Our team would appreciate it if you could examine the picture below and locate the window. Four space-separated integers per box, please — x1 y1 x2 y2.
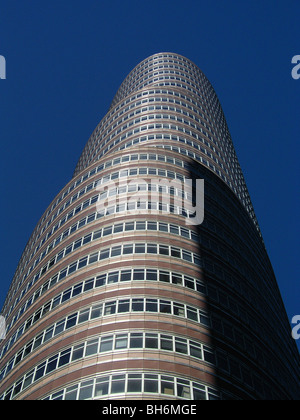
115 334 128 350
104 302 116 316
127 374 142 393
108 272 119 284
95 377 109 397
136 221 146 230
160 300 172 314
170 225 179 235
78 257 88 269
84 278 94 292
190 342 203 360
132 299 144 312
174 303 185 317
72 344 84 361
159 245 169 256
185 276 195 290
111 246 121 257
133 269 144 281
159 271 170 283
147 243 157 254
66 314 77 329
111 375 126 394
125 222 134 231
147 221 157 230
61 288 72 303
183 250 193 262
123 244 133 255
158 223 168 233
175 338 188 354
161 377 174 396
193 384 206 400
46 355 58 374
118 299 130 313
96 275 106 287
135 244 145 254
54 320 65 336
79 380 93 400
68 262 77 275
100 249 110 260
34 362 46 381
65 385 78 400
177 379 191 399
171 246 181 258
144 374 158 393
91 304 102 319
78 308 89 324
146 299 158 312
85 339 99 356
100 336 113 353
161 335 173 351
103 226 113 236
120 270 131 282
89 253 98 264
130 333 143 348
145 334 158 349
114 224 123 233
172 273 182 285
146 269 157 281
187 307 198 322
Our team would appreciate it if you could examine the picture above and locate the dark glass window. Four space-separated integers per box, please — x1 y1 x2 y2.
128 374 142 393
104 302 116 316
159 271 170 283
108 272 119 283
159 245 169 255
89 253 99 264
79 380 94 400
120 270 132 282
175 338 188 354
123 244 133 254
135 244 145 254
161 335 173 351
145 334 158 349
85 339 99 356
144 375 158 393
111 375 126 394
130 333 143 348
118 299 130 313
58 349 71 367
100 249 110 260
136 221 146 230
171 247 181 258
147 243 157 254
132 299 144 312
133 269 144 280
146 269 157 281
95 377 109 397
160 300 172 314
96 274 106 287
146 299 158 312
100 336 113 353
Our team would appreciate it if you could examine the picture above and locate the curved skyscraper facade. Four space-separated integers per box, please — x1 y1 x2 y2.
0 53 299 400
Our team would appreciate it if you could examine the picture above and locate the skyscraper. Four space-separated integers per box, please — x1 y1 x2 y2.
0 52 299 400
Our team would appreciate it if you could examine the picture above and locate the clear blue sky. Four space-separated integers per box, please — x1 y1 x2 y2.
0 1 299 350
